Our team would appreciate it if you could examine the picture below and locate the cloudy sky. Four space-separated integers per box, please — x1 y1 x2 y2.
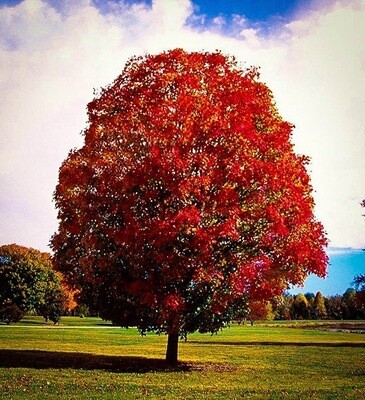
0 0 364 253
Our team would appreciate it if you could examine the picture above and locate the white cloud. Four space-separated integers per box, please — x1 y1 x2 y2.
268 0 365 248
326 247 364 255
212 15 226 28
0 0 364 251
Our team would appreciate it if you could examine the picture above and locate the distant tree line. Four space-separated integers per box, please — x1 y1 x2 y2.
245 276 365 324
274 289 364 320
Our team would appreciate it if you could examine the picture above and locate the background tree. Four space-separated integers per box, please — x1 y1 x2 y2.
342 288 357 319
304 292 315 318
293 293 309 319
61 283 78 316
271 293 294 320
52 49 328 364
324 295 344 319
0 244 67 324
351 274 365 319
0 302 24 325
353 274 365 292
36 273 77 324
354 293 365 319
312 291 327 319
246 299 274 325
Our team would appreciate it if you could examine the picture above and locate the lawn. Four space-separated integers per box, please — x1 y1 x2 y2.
0 317 364 399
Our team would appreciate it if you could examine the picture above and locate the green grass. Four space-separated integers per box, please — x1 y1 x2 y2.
0 317 364 399
8 315 113 327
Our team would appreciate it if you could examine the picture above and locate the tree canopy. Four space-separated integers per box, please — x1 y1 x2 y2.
0 244 68 324
52 49 328 363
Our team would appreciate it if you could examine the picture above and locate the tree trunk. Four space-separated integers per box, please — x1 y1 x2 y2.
165 332 179 365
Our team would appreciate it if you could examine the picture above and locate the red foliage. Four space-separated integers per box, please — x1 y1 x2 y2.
52 49 327 338
246 299 272 324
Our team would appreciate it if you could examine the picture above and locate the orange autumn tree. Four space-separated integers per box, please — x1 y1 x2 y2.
60 282 78 314
52 49 327 364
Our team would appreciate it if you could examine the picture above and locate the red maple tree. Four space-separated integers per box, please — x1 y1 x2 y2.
52 49 327 364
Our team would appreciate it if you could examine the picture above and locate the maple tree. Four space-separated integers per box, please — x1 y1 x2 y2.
245 299 274 325
52 49 327 364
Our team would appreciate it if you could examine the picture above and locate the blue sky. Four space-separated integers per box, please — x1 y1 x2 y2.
0 0 318 28
193 0 299 19
0 0 364 295
91 0 302 21
191 0 303 30
291 248 365 296
92 0 308 35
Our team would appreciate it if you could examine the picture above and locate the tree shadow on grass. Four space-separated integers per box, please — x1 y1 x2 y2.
0 349 190 373
190 341 365 347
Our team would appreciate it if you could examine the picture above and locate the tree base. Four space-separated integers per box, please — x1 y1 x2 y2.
165 333 179 365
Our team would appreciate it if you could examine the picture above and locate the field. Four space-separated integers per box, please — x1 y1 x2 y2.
0 317 364 399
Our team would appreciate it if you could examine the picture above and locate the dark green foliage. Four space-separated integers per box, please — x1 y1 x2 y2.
0 244 66 324
342 288 358 319
0 302 25 324
292 293 309 319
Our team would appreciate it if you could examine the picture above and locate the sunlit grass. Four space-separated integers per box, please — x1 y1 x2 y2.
0 317 364 399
